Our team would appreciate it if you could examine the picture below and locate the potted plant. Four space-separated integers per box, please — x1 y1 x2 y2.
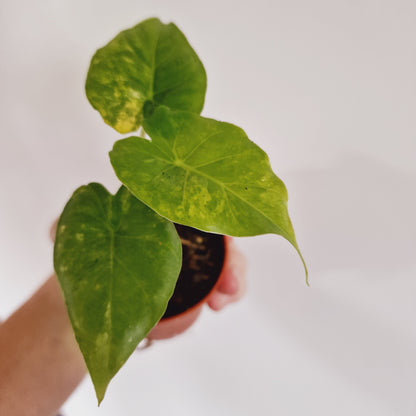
53 17 307 404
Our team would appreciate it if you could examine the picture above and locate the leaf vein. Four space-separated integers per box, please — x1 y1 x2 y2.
191 152 246 169
182 131 223 162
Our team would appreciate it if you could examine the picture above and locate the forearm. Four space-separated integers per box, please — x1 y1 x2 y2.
0 275 86 416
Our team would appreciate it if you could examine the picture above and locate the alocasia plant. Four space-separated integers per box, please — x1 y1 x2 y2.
54 17 307 404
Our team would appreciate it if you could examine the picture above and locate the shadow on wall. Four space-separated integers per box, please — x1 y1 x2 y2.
251 152 416 412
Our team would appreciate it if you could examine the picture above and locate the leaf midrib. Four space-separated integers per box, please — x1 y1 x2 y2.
129 146 290 240
106 228 115 370
182 162 289 239
149 24 162 104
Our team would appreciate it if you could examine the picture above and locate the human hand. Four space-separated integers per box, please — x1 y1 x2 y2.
50 219 58 242
207 236 247 311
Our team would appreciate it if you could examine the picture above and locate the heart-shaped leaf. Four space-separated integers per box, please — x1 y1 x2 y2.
54 184 181 403
110 106 307 277
85 17 207 134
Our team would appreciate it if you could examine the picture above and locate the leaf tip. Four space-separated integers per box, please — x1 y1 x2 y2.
292 243 309 286
95 383 108 407
300 251 309 286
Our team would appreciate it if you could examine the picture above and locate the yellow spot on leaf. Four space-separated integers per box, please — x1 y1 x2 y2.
113 89 145 133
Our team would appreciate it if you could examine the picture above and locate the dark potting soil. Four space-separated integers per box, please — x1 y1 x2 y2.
161 224 225 319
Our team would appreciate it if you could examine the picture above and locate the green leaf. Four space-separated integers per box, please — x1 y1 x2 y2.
85 17 207 134
53 184 182 403
109 106 307 278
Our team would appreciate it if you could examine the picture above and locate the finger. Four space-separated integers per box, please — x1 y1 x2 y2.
217 242 247 295
50 219 58 242
208 239 247 311
207 276 246 310
207 292 231 311
216 271 238 295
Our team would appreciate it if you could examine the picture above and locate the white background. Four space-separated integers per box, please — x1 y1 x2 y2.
1 0 416 415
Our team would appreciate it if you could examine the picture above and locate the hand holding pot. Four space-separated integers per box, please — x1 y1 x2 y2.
0 222 247 415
